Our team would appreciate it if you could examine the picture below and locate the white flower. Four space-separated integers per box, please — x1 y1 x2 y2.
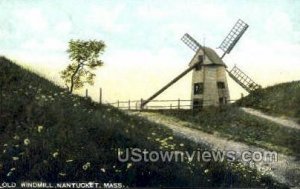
100 168 106 173
52 152 59 158
204 169 209 174
12 157 19 161
13 135 20 140
66 159 73 163
127 163 132 169
7 171 13 177
10 168 16 171
82 162 91 170
37 125 44 133
3 144 8 147
24 138 30 146
59 172 67 177
168 136 173 140
179 143 184 147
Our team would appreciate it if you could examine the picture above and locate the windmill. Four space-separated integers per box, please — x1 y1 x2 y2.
141 19 260 109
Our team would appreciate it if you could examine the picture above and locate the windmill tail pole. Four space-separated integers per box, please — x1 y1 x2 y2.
141 63 198 108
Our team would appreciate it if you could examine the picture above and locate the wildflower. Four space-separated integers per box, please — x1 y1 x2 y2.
179 143 184 147
12 157 19 161
127 163 132 169
66 159 73 163
151 132 156 136
7 172 13 177
37 125 44 133
59 172 67 177
82 162 91 170
168 136 173 140
10 168 16 171
100 168 106 173
52 152 59 158
19 152 25 156
3 144 8 147
24 138 30 146
13 135 20 140
204 169 209 174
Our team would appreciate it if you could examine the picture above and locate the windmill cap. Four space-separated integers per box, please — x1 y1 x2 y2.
202 47 226 67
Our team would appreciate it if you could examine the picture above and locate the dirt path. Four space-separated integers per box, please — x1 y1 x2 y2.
129 111 300 188
241 107 300 130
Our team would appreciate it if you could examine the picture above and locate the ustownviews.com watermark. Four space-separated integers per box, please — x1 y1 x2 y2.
118 148 278 163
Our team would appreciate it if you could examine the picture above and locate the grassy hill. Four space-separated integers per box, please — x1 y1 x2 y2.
0 57 287 188
155 107 300 157
237 81 300 122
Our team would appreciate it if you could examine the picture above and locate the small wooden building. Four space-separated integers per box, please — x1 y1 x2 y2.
189 47 230 109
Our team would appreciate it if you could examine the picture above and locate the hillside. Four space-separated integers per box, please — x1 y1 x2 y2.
155 107 300 157
0 57 287 188
236 81 300 122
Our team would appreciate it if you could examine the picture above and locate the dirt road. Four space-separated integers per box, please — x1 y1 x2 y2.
241 107 300 130
129 111 300 188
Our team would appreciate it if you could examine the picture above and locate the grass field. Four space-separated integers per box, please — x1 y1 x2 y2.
154 107 300 157
0 57 288 188
236 81 300 122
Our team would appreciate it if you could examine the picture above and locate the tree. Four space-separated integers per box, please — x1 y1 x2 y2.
61 39 105 93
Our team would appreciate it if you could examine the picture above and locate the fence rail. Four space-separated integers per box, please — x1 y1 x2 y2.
82 88 236 111
106 99 237 110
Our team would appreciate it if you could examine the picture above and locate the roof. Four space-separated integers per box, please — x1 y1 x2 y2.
202 47 226 66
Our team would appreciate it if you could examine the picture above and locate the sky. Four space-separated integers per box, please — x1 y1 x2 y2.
0 0 300 105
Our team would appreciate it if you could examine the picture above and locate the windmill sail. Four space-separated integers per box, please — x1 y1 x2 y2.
219 19 249 58
228 65 260 93
181 33 202 52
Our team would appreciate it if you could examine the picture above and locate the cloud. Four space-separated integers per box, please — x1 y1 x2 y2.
54 20 72 35
21 38 67 52
88 4 127 33
15 8 48 32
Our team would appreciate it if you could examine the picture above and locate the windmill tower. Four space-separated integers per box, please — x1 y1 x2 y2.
141 19 260 110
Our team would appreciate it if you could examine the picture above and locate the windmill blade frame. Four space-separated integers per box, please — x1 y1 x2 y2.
227 65 261 93
181 33 202 52
219 19 249 59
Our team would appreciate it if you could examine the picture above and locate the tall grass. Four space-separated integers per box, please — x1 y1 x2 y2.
0 57 287 188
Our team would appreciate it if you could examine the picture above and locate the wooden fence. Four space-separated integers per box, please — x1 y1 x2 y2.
107 99 193 110
83 88 237 111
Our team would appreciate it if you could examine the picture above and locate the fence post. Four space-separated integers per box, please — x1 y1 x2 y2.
178 98 180 109
117 100 119 108
99 88 102 104
135 102 138 110
85 89 88 98
140 98 143 110
128 100 130 110
170 104 172 109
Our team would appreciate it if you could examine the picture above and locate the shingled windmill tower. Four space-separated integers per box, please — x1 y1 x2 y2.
184 36 230 108
141 19 260 110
